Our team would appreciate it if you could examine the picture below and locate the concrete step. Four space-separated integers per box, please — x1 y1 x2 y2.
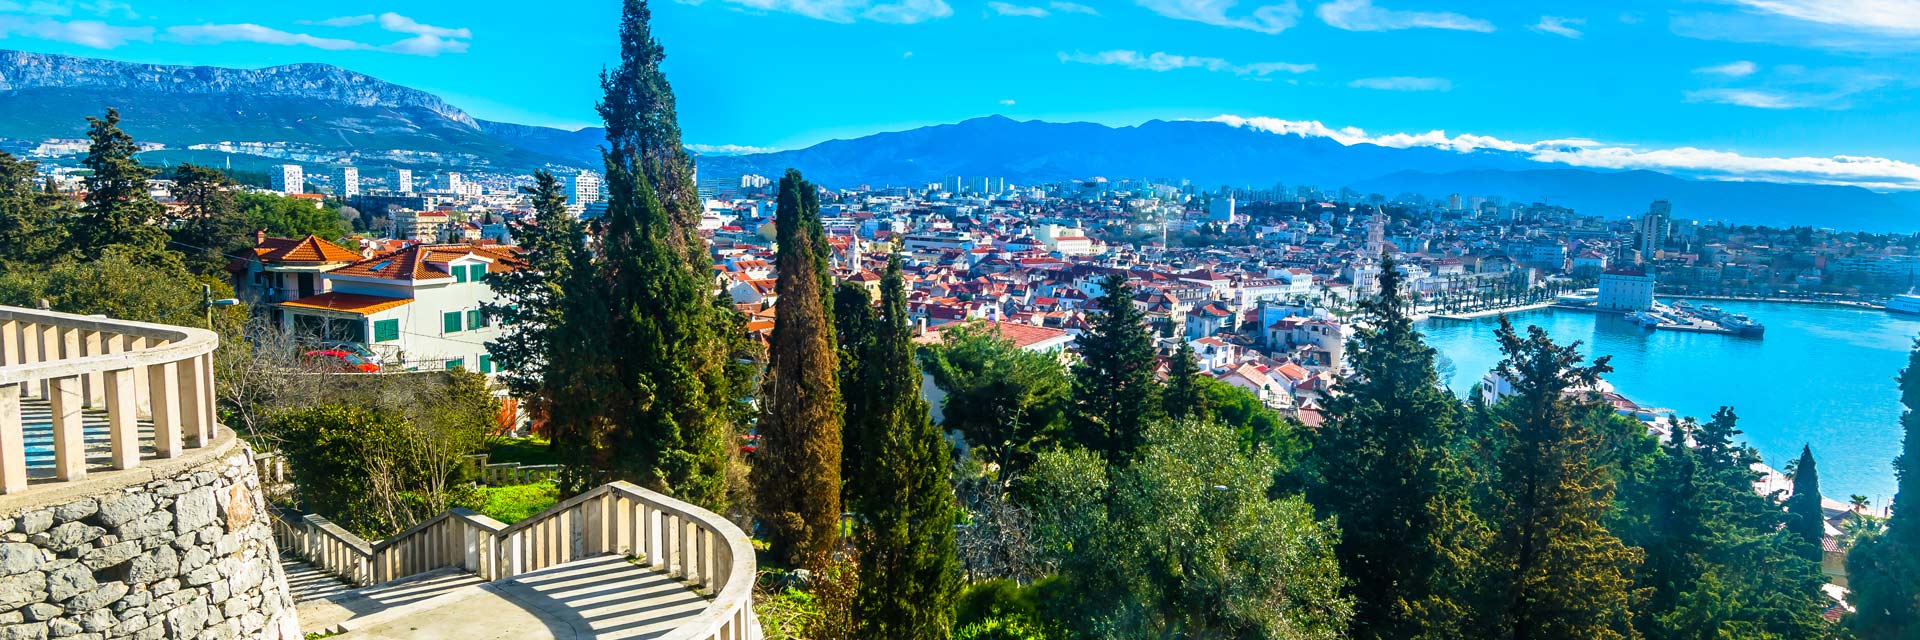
281 559 354 604
294 566 488 635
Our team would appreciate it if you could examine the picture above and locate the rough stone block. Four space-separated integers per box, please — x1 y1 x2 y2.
173 489 217 536
63 582 126 612
164 600 208 637
18 512 51 537
45 563 94 602
91 496 154 530
0 621 48 640
79 542 138 571
0 571 47 611
50 500 97 525
19 602 60 621
120 547 177 585
0 544 47 576
30 523 103 554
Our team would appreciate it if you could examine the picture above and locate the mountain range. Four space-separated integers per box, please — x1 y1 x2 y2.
1 49 1914 230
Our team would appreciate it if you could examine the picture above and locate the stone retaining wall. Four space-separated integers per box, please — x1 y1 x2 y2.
0 435 299 640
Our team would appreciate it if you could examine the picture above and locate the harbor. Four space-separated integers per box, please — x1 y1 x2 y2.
1421 299 1913 502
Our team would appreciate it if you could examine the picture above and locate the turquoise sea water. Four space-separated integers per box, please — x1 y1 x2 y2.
1420 300 1917 503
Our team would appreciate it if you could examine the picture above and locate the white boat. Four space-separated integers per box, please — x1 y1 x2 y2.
1889 293 1920 315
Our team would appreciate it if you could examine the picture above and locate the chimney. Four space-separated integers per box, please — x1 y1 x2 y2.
254 228 267 246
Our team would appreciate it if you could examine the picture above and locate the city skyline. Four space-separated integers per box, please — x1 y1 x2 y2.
2 0 1919 190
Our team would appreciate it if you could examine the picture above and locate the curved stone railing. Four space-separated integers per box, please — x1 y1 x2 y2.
0 305 222 494
273 481 760 639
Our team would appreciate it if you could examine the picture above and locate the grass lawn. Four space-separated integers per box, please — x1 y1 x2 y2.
468 482 560 524
485 436 559 466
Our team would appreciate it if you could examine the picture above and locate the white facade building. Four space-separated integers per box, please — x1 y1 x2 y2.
1597 269 1656 311
274 243 524 373
387 168 414 194
568 171 602 205
271 164 304 195
332 166 359 198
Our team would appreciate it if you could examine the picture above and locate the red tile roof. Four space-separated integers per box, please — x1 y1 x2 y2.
277 292 411 315
255 235 362 264
330 244 524 281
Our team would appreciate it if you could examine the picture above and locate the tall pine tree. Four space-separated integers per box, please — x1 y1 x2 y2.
1069 273 1161 462
167 163 247 275
1485 319 1640 640
853 255 961 640
591 0 737 508
1848 342 1920 638
754 170 843 571
483 171 607 493
1310 252 1484 640
0 152 70 266
76 108 168 254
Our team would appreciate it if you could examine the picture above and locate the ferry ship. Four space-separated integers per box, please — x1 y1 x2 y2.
1888 293 1920 315
1695 305 1766 337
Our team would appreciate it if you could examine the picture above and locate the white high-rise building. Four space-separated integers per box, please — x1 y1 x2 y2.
387 168 413 194
271 164 304 195
431 172 466 194
332 166 359 198
567 171 601 205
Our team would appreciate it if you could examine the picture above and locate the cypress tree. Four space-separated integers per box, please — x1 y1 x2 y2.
1785 445 1825 556
1310 252 1483 640
1162 341 1209 423
853 255 961 640
1847 342 1920 638
591 0 737 508
754 170 843 570
1485 319 1640 640
76 108 168 254
1069 273 1161 461
834 281 879 505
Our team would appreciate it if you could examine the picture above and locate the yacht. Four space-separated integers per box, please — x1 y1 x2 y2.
1694 305 1766 337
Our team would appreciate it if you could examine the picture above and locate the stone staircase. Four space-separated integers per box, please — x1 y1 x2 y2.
280 558 354 603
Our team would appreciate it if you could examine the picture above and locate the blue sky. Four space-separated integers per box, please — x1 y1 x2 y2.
4 0 1920 189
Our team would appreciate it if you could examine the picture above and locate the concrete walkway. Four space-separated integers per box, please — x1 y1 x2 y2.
314 555 712 640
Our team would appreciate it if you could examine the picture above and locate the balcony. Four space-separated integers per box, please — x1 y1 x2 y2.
0 305 223 493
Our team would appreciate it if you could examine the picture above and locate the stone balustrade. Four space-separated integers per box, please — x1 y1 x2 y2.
0 306 222 494
273 481 760 639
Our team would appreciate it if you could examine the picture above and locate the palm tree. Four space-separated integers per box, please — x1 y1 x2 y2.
1850 494 1871 514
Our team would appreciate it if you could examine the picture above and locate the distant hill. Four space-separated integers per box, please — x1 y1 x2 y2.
700 116 1920 231
1351 168 1920 231
0 49 590 172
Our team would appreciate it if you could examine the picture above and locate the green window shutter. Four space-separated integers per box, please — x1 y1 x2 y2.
373 319 399 342
472 265 487 281
443 311 462 333
467 309 483 329
478 354 493 373
446 358 464 371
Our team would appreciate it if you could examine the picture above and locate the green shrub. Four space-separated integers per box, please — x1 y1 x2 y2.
484 436 559 466
954 616 1055 640
464 482 560 524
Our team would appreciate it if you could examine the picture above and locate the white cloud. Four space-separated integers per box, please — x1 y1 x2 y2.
1059 49 1314 76
1050 1 1099 14
1696 60 1759 77
163 24 370 50
1316 0 1493 32
1729 0 1920 34
173 12 470 56
682 0 952 24
988 1 1049 17
1684 88 1828 109
1349 76 1452 91
999 98 1017 105
687 143 778 155
1135 0 1301 34
0 14 150 47
1207 113 1920 191
1531 15 1583 38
